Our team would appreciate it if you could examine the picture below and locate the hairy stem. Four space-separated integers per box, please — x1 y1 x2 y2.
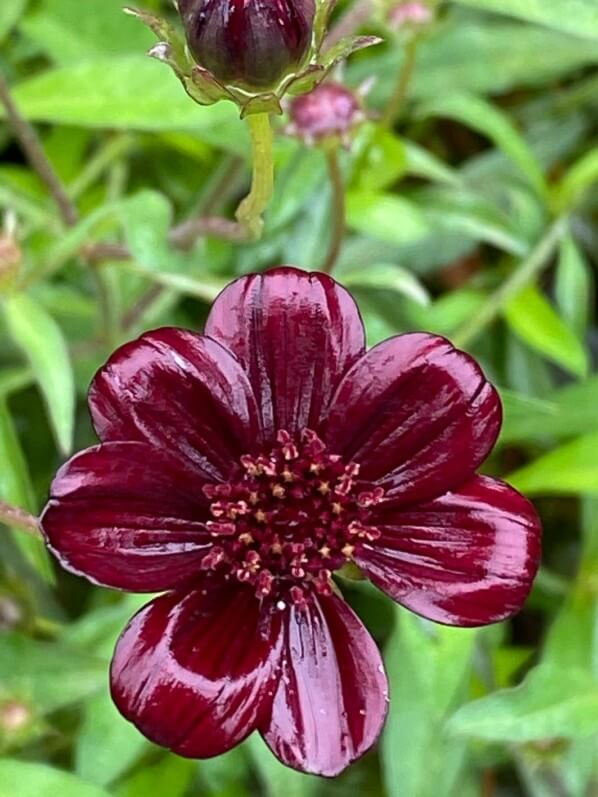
0 500 41 537
235 113 274 241
0 73 78 227
320 149 346 274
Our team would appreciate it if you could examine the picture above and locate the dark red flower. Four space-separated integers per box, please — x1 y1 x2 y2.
178 0 315 89
41 267 541 776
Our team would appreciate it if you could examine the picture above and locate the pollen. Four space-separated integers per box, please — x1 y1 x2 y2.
201 429 384 605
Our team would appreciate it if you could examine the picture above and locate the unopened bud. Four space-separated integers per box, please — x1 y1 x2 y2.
0 596 23 631
0 216 21 290
288 82 365 146
0 701 31 733
178 0 316 90
387 1 432 30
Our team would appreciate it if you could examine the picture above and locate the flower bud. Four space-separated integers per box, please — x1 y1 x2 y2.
387 1 432 31
0 215 21 292
0 701 30 734
288 82 365 146
178 0 316 90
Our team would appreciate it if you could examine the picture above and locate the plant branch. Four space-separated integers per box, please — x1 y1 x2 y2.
382 36 419 129
452 216 568 349
235 113 274 240
0 73 79 227
320 149 346 274
0 500 41 537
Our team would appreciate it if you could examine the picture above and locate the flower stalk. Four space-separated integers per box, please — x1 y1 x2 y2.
235 113 275 240
452 216 568 348
381 35 419 128
321 149 346 274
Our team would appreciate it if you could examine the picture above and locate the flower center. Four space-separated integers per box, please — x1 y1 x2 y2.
202 429 384 605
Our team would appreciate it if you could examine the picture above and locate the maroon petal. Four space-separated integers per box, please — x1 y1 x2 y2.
111 588 283 758
41 442 213 592
323 333 501 505
89 328 262 481
204 267 366 440
261 593 388 776
355 475 541 626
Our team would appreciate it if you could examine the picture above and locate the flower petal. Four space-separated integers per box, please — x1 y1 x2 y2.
41 442 213 592
355 475 541 626
89 328 262 480
111 588 283 758
204 267 366 440
324 333 501 504
261 593 388 776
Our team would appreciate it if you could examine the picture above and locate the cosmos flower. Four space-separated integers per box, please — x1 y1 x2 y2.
41 267 541 776
127 1 380 116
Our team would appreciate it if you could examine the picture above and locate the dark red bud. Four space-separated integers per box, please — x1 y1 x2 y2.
179 0 315 90
289 82 363 142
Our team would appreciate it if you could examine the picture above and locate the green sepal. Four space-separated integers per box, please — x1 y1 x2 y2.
285 64 327 96
239 93 283 118
323 34 384 69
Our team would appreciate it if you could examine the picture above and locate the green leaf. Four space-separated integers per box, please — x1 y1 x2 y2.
115 755 196 797
508 433 598 495
350 18 598 100
3 292 75 454
246 735 319 797
420 187 529 255
19 0 153 64
3 56 239 137
76 692 148 787
503 284 588 377
0 633 106 713
403 141 461 187
0 366 34 398
556 147 598 210
381 608 476 797
120 190 174 270
555 233 592 337
448 665 598 742
0 0 27 43
419 93 547 199
453 0 598 42
0 400 52 580
340 263 430 306
353 126 407 192
500 377 598 444
346 191 431 246
0 761 111 797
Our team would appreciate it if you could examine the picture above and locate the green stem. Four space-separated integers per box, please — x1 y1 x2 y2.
452 216 568 349
381 36 419 129
320 149 346 274
235 113 274 240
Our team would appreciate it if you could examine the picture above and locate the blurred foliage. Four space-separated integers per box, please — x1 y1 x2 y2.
0 0 597 795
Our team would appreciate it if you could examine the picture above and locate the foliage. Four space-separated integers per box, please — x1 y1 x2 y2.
0 0 597 795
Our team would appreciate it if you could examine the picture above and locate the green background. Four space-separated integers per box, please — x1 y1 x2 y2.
0 1 597 795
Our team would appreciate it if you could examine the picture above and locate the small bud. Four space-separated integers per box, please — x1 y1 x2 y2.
0 596 23 631
288 82 365 146
178 0 316 90
387 1 432 31
0 701 31 733
0 212 21 291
